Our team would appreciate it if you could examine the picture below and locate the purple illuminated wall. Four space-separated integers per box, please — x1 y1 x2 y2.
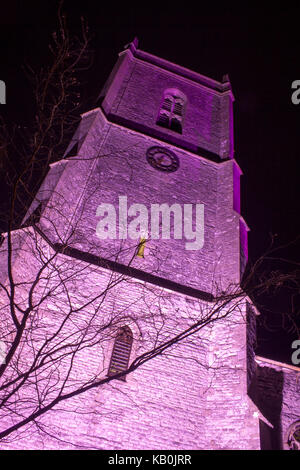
0 39 298 450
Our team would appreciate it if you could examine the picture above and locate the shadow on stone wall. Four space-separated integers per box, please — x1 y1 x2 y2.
257 367 284 450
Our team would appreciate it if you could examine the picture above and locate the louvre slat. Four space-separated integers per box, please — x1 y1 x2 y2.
113 351 130 359
174 103 183 115
114 347 130 353
112 346 129 354
114 342 131 350
112 351 130 359
112 350 129 358
111 356 128 364
111 355 128 364
161 98 172 111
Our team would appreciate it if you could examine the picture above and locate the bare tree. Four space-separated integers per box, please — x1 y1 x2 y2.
0 7 298 449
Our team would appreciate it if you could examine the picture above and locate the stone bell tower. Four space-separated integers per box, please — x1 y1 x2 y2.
1 39 266 450
59 36 248 297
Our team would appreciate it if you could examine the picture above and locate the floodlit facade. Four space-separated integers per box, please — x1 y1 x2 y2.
0 39 299 450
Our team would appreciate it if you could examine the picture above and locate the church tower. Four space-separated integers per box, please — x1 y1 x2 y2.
1 39 271 450
57 36 248 296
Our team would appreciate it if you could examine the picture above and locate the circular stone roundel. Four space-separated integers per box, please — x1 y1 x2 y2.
286 421 300 450
146 146 179 173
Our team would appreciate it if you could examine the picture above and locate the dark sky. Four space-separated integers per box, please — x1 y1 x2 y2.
0 1 299 363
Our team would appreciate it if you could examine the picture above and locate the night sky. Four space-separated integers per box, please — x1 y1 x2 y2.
0 1 299 364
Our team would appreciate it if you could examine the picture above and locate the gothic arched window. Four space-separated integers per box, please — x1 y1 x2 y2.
108 326 133 381
156 89 186 134
286 421 300 450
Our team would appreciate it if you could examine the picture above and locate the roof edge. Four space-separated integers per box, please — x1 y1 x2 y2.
122 38 234 96
255 355 300 372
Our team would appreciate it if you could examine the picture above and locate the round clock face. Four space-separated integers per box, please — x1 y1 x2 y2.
146 146 179 172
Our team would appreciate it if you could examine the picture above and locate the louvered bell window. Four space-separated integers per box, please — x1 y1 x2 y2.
108 327 133 381
156 91 186 134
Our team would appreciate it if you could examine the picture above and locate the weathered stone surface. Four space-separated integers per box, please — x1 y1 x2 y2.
0 40 298 451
